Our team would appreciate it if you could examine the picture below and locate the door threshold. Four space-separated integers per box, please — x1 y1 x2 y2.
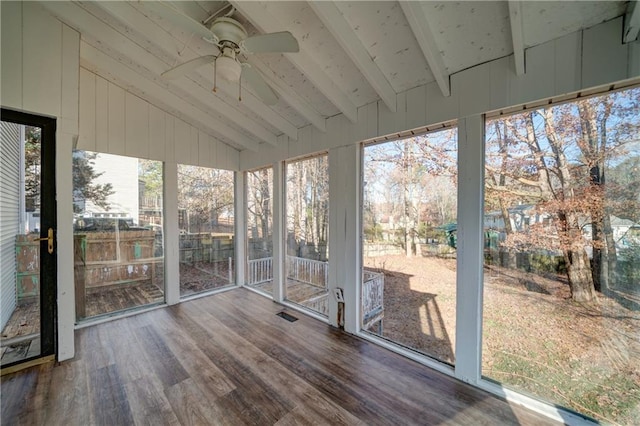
1 354 55 376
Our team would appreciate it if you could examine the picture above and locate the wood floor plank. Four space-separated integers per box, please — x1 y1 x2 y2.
125 376 181 426
150 309 236 398
165 305 294 423
164 378 244 426
1 288 561 426
181 299 364 425
88 364 135 425
44 360 91 426
132 324 189 388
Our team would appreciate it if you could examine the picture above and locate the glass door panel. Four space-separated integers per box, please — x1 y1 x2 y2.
1 110 56 368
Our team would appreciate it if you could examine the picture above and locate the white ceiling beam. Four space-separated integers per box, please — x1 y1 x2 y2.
624 0 640 43
246 57 326 133
121 1 300 141
308 1 397 113
399 1 450 97
41 1 276 147
80 42 260 152
508 1 526 76
230 1 358 123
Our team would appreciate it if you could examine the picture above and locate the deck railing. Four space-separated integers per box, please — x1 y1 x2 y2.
362 270 385 331
247 257 273 285
286 256 328 288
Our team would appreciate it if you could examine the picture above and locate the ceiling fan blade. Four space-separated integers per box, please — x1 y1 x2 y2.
242 31 299 54
162 55 216 79
242 66 279 105
143 1 216 42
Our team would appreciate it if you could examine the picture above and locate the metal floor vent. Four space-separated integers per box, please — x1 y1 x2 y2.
276 311 298 322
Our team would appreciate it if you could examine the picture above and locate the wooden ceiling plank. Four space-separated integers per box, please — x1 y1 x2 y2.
230 0 358 123
399 1 451 97
508 1 526 75
42 1 274 147
308 1 397 113
247 57 326 133
89 1 285 145
106 1 299 141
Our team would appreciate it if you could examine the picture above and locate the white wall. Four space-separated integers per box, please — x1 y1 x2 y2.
1 1 80 362
77 68 239 171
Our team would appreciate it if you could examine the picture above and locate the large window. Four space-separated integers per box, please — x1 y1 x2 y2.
178 165 235 297
73 152 164 321
362 128 458 365
482 88 640 424
246 167 273 295
285 155 329 316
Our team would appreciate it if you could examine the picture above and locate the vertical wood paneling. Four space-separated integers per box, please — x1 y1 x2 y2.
425 81 458 128
148 105 165 162
108 83 126 155
60 24 80 135
378 91 406 137
189 126 199 165
198 131 210 167
455 63 491 118
208 136 218 167
518 40 555 102
582 17 627 89
125 92 149 159
405 86 426 130
554 32 581 95
224 144 240 171
628 40 640 77
1 1 23 110
22 2 62 116
78 68 96 151
489 57 510 111
95 77 109 153
174 119 190 165
164 114 175 164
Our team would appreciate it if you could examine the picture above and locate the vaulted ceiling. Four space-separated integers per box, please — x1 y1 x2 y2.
42 1 632 152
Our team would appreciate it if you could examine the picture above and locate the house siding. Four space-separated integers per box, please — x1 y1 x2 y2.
0 121 21 330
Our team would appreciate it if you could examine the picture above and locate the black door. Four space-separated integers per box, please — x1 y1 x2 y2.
1 108 56 370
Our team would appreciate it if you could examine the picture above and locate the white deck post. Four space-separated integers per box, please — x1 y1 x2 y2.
235 171 245 286
454 114 485 384
164 161 180 305
328 144 361 331
272 161 285 303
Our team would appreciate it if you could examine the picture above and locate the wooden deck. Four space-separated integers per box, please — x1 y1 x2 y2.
248 279 329 314
1 288 560 425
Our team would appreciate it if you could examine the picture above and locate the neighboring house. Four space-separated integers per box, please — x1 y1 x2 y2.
74 152 140 225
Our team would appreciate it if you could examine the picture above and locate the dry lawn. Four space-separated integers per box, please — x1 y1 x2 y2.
363 254 640 425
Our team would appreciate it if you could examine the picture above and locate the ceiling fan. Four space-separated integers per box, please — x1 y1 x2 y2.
148 2 299 105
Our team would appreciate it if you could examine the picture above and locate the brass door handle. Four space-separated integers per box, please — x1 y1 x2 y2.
33 228 54 254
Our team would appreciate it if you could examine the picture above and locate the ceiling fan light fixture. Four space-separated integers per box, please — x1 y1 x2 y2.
216 55 242 82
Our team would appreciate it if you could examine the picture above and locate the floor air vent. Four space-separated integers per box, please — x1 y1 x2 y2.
276 312 298 322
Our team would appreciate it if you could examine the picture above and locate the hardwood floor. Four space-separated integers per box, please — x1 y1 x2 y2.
1 288 560 425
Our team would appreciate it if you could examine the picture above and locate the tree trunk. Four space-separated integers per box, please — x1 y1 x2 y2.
565 246 597 302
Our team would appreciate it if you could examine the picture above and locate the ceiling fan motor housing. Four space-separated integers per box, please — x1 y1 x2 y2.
209 17 248 47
